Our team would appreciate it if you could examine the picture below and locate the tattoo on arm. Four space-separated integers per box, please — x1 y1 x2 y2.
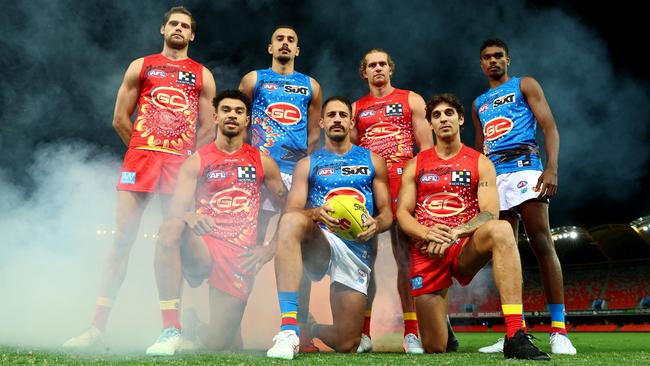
479 181 488 187
454 211 494 237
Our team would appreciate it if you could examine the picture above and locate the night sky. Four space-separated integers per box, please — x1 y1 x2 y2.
1 0 648 229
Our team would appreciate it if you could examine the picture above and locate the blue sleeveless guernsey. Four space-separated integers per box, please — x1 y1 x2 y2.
251 68 312 174
475 76 543 175
306 145 375 266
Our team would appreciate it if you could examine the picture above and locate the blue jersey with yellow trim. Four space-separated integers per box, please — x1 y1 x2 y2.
307 145 375 265
475 76 543 175
251 68 312 174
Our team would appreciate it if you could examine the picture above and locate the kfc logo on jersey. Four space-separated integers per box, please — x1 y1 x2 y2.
324 187 366 204
342 165 370 176
493 93 515 108
147 69 167 78
209 187 251 213
177 71 196 86
262 83 279 91
385 103 403 116
207 170 228 181
484 117 513 141
365 122 400 139
317 167 335 176
420 173 440 184
479 103 489 113
358 110 376 119
422 192 466 217
284 84 310 95
265 102 302 124
151 86 189 112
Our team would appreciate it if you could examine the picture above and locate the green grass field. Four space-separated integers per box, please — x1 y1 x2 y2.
2 332 650 365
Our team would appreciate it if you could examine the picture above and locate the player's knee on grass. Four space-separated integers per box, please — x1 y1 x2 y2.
336 334 361 353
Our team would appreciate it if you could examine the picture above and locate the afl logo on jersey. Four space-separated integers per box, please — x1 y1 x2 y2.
484 117 513 141
207 170 227 181
265 102 302 125
317 167 335 176
419 173 439 184
151 86 189 112
147 69 167 78
324 187 366 204
209 187 251 213
358 110 376 119
262 83 279 91
422 192 466 217
478 103 489 113
365 122 400 139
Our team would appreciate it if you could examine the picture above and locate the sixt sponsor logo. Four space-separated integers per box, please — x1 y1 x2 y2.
284 84 309 95
493 93 515 107
342 165 370 176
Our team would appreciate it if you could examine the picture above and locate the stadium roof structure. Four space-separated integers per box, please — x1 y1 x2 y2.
517 215 650 266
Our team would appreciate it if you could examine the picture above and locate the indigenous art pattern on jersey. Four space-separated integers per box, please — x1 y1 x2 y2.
355 89 414 169
475 76 543 174
131 54 204 156
195 143 263 248
307 145 375 265
251 68 312 174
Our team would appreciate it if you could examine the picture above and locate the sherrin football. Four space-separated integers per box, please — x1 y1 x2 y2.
325 195 371 241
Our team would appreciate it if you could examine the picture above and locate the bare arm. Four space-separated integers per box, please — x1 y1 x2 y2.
112 58 143 146
471 99 485 152
350 102 359 144
238 71 257 100
195 67 217 149
450 155 499 238
356 153 392 242
285 157 339 228
521 76 560 198
307 78 322 153
261 154 288 211
409 92 434 150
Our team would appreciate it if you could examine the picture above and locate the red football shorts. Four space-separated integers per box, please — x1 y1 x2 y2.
116 148 186 194
204 236 255 302
388 164 405 216
409 237 474 297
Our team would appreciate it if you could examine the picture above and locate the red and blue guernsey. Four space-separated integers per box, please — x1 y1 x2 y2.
306 145 375 266
251 68 312 174
475 76 543 175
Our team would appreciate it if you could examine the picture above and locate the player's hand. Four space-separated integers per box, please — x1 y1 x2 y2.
426 241 453 259
183 212 216 236
423 224 454 244
239 239 276 274
356 216 377 242
316 203 340 228
534 168 558 199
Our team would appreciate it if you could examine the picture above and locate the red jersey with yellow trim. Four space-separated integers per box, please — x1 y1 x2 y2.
130 53 203 156
354 88 414 169
195 143 264 248
413 145 480 246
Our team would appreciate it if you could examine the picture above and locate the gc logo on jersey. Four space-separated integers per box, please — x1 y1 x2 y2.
324 187 366 204
209 187 251 213
484 117 513 141
422 192 466 217
151 86 189 112
365 122 399 139
265 102 302 125
493 93 515 108
385 103 403 116
342 165 370 176
284 84 309 95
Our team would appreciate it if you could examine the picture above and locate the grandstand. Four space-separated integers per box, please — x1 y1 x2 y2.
448 215 650 332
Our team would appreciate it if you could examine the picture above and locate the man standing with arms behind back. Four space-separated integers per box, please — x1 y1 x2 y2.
472 38 576 355
239 25 322 352
63 6 216 349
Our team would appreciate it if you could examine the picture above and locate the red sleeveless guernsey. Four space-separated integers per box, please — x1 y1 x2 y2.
130 54 203 156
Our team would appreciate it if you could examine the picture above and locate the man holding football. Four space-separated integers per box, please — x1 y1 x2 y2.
266 96 393 359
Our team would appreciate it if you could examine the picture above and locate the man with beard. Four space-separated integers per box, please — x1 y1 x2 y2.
267 96 392 360
472 39 576 355
352 49 458 354
239 25 322 351
145 90 286 355
63 6 216 349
